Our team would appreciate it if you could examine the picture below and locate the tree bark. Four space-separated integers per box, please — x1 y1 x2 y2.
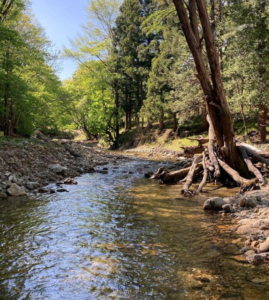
159 112 164 131
173 112 178 132
128 111 132 130
114 81 120 140
155 164 202 184
172 0 245 172
173 0 246 174
125 111 129 131
238 146 264 184
207 115 221 179
196 151 208 193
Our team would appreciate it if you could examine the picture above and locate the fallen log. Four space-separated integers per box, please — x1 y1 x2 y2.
156 164 202 184
182 155 203 195
238 146 264 184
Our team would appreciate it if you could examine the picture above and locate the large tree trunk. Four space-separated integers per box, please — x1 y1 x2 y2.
128 112 132 130
172 0 244 172
125 111 129 131
159 112 164 131
114 81 120 140
201 104 208 131
173 112 178 132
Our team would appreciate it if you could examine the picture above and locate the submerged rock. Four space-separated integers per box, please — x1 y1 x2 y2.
57 188 68 193
223 244 238 255
7 183 26 197
203 197 226 211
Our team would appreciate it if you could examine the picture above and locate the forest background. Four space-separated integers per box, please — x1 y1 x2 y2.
0 0 269 150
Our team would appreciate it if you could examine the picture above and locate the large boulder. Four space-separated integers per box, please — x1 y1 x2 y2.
48 164 67 175
203 197 227 211
7 183 26 197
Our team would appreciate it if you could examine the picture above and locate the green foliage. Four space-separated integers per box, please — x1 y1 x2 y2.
0 1 65 137
63 61 118 141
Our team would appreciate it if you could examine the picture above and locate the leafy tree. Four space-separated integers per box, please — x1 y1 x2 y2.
0 4 63 136
63 61 117 142
64 0 122 142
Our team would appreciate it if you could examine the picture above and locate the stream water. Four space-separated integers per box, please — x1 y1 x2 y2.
0 158 269 300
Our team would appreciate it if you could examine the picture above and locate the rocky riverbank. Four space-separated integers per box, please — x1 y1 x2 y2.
204 189 269 265
0 139 123 198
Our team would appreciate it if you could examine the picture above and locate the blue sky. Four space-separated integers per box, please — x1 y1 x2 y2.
31 0 89 80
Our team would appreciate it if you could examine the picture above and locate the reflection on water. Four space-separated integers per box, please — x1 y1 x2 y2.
0 159 269 300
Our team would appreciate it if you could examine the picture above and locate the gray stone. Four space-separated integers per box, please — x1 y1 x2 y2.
3 180 12 188
26 182 40 190
240 247 249 254
239 196 257 208
203 197 227 211
8 174 17 183
7 183 26 197
0 192 8 199
222 204 233 213
48 164 67 174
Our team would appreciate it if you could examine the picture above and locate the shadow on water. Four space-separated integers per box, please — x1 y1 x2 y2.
0 158 269 300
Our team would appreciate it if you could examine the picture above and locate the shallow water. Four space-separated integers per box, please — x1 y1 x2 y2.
0 158 269 300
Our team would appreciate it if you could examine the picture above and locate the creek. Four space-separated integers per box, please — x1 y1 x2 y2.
0 158 269 300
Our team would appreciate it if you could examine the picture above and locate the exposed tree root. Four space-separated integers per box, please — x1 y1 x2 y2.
207 115 221 179
237 142 269 158
238 146 265 185
196 151 208 193
150 125 269 196
241 146 269 167
150 164 202 184
181 155 202 196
